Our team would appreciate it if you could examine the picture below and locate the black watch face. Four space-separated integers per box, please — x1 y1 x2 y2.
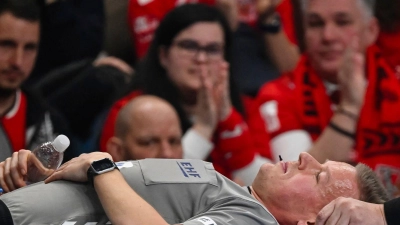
92 158 115 173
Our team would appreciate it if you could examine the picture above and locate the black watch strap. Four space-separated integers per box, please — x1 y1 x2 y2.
87 158 119 187
258 13 281 34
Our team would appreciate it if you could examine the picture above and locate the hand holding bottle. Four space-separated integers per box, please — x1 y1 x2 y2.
0 150 31 193
0 135 69 193
26 134 70 183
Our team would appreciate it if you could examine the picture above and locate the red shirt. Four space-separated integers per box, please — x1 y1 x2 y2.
128 0 296 58
0 90 27 152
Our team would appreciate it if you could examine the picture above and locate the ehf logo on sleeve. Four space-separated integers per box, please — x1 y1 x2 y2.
196 216 217 225
138 159 210 184
177 162 201 178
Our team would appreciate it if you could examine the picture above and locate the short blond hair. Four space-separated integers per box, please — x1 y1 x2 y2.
355 163 389 203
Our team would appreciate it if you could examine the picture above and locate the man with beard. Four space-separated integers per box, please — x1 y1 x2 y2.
0 0 69 161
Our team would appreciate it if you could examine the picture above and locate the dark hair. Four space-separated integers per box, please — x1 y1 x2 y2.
355 163 389 204
127 3 244 132
0 0 40 22
375 0 400 32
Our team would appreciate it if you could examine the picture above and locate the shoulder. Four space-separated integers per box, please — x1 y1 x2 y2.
23 88 66 129
257 73 297 103
112 90 143 110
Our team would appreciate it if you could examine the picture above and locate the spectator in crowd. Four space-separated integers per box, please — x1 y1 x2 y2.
0 0 73 162
375 0 400 77
254 0 400 198
32 55 133 154
106 95 183 161
128 0 301 95
316 196 400 225
0 151 389 225
100 4 271 185
26 0 105 85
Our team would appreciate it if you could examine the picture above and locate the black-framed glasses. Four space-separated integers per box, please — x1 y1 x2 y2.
172 39 224 60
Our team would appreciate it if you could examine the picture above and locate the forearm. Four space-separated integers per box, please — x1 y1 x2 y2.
308 112 357 163
263 31 300 72
215 0 239 31
94 170 169 225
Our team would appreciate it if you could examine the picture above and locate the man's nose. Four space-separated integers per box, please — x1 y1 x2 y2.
8 47 24 68
159 141 175 159
321 23 338 42
298 152 321 170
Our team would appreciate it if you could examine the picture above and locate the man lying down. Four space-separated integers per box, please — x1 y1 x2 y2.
0 151 389 225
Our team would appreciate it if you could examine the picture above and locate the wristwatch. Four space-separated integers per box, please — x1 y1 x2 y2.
87 158 119 187
258 12 282 34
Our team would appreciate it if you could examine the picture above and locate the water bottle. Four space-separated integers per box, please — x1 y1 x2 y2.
26 134 70 183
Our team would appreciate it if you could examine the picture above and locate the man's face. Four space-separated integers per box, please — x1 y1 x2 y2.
0 12 39 95
252 152 359 224
304 0 377 81
121 105 183 160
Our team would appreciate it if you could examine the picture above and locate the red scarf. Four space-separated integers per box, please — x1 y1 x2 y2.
293 46 400 197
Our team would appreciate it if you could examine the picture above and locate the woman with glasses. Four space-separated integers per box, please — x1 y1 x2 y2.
99 3 271 184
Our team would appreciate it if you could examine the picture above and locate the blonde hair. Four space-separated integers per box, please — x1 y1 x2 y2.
355 163 389 203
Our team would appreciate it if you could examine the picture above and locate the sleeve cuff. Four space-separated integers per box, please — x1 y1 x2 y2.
232 155 272 186
182 129 214 160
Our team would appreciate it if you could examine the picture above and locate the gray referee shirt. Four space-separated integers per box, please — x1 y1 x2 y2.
0 159 278 225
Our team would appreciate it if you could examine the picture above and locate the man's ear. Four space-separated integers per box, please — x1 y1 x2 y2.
365 17 380 47
106 137 125 162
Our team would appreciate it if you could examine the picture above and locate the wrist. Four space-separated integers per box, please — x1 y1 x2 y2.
192 123 215 140
338 102 362 115
335 105 359 121
258 12 281 34
87 158 119 187
219 106 233 122
328 121 355 140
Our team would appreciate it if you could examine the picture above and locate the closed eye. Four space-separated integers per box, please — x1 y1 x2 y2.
316 171 321 183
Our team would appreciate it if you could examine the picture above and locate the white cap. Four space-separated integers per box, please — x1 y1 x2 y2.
52 135 70 153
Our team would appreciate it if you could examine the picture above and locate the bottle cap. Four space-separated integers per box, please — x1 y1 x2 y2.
52 135 70 153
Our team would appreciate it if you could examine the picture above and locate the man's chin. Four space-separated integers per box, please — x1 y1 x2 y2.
0 87 17 98
315 64 340 83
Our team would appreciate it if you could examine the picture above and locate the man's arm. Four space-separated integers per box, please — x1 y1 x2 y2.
257 0 300 72
308 43 366 163
94 170 169 225
262 26 300 72
45 152 170 225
